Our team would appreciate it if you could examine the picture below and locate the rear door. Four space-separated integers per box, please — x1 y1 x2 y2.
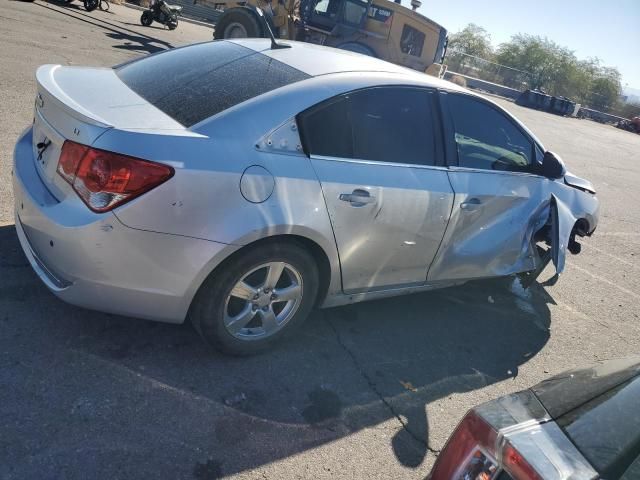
428 91 549 281
298 86 454 293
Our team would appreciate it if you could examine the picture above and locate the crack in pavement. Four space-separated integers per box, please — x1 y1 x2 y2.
323 312 440 456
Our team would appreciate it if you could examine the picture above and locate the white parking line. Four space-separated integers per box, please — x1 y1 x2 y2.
568 261 640 300
580 243 639 269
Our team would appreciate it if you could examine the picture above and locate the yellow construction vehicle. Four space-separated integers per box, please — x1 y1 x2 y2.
194 0 448 76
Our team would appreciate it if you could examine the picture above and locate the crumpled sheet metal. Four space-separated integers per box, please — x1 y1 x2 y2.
426 174 597 282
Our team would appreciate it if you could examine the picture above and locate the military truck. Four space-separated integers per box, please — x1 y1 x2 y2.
195 0 448 76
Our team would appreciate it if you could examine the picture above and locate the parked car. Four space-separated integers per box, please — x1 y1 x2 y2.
429 357 640 480
13 40 598 354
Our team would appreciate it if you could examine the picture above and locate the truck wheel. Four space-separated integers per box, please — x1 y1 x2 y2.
140 11 153 26
84 0 99 11
190 242 319 355
213 9 263 40
336 42 377 57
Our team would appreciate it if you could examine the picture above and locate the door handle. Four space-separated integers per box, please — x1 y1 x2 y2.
339 189 376 206
460 198 482 211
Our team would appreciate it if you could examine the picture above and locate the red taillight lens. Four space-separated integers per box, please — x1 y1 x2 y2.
429 411 498 480
57 140 174 212
57 141 88 183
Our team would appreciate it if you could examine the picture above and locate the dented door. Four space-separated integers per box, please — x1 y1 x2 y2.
427 170 549 281
313 158 454 293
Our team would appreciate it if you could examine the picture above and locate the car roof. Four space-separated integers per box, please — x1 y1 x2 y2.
227 39 463 90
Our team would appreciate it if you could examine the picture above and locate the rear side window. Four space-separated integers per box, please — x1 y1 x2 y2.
446 93 533 172
116 41 310 127
298 87 440 166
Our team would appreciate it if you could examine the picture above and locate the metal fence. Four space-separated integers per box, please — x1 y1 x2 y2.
445 50 535 91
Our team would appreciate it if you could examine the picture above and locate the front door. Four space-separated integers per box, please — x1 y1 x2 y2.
297 86 454 293
428 91 549 281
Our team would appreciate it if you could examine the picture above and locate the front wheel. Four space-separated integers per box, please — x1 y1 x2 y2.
190 242 319 355
140 10 153 26
168 19 178 30
84 0 99 11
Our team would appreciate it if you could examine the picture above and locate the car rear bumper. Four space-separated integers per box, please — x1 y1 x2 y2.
13 127 235 323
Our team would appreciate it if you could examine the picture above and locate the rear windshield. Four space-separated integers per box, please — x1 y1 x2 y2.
115 41 310 127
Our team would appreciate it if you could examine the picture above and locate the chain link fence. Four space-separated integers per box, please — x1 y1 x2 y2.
445 50 535 91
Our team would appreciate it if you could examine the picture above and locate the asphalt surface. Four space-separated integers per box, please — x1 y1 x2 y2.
1 2 639 479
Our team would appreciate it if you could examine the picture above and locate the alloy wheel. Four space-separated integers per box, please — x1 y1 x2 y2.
223 262 303 340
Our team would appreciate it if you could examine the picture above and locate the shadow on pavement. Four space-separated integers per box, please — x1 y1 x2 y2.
0 224 554 478
35 0 174 54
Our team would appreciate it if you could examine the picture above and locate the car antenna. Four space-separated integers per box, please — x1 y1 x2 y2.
254 7 291 50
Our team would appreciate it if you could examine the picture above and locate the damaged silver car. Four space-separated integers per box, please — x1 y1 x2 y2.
13 40 598 355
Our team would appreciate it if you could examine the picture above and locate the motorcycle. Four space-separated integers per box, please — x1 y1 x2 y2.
62 0 109 12
140 0 183 30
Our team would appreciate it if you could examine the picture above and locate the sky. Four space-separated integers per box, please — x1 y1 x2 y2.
418 0 640 91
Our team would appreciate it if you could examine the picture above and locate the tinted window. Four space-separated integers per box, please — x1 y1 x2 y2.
299 97 353 158
447 94 533 172
299 87 439 166
116 41 310 127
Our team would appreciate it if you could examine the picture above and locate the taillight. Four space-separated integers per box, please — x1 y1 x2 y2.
429 411 502 480
57 140 173 212
429 392 596 480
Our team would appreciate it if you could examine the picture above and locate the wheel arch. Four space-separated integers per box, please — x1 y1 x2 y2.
573 217 591 237
185 232 339 322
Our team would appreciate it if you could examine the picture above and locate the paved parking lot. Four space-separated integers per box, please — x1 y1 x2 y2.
1 2 639 478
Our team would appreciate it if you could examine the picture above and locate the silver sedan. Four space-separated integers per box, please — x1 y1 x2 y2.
13 39 599 354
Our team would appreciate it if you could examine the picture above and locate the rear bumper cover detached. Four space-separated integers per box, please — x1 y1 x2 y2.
12 127 235 323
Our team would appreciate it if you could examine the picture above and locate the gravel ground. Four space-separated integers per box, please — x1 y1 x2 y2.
1 2 639 479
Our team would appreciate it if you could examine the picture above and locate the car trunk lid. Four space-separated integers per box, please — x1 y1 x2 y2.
532 358 640 478
32 64 185 200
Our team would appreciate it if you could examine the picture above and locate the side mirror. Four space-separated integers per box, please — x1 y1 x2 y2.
541 151 566 179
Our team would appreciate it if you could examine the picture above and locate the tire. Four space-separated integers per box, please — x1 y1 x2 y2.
140 11 153 26
336 42 377 57
190 242 319 355
99 0 109 11
168 19 178 30
213 8 263 40
84 0 99 11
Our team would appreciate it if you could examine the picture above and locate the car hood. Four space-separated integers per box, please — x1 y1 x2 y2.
531 357 640 419
564 171 596 194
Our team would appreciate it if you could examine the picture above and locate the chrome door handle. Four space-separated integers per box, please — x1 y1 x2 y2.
339 189 376 206
460 198 482 211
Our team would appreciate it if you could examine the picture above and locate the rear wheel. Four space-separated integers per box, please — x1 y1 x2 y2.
213 9 263 40
190 242 319 355
84 0 99 11
140 10 153 26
